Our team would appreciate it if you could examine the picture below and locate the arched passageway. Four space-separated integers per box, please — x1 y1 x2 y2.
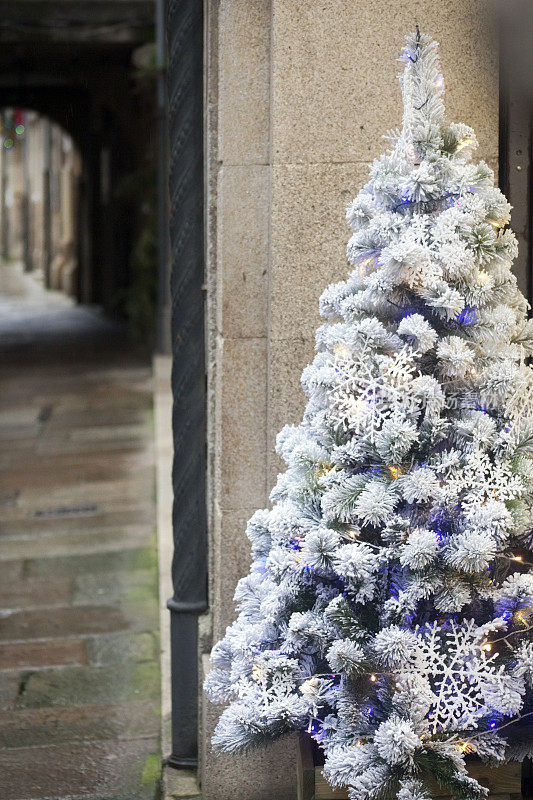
0 110 82 300
0 3 159 335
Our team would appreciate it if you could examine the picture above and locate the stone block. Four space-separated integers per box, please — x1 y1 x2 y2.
0 576 72 609
85 632 157 666
72 568 157 607
0 672 23 710
271 1 498 166
25 546 157 577
163 766 200 799
270 162 369 342
212 506 257 640
0 701 160 748
18 662 160 709
0 560 23 581
217 165 270 339
0 639 87 669
215 336 268 510
0 739 160 800
218 0 271 165
0 524 153 560
200 657 297 800
267 337 314 487
0 605 126 641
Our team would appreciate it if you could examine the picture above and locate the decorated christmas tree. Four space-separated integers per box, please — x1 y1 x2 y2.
205 30 533 800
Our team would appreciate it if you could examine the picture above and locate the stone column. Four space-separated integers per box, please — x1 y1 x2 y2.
202 3 498 798
202 2 294 798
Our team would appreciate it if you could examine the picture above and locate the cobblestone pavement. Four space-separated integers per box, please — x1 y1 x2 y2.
0 265 161 799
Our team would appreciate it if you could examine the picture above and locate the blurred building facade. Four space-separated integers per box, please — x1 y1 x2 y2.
0 111 81 296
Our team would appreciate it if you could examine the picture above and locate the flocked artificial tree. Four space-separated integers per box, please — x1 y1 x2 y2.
205 30 533 800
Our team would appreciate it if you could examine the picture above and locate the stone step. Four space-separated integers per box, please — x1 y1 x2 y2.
0 701 160 748
0 739 160 799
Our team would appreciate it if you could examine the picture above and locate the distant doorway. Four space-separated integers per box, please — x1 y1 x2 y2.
0 109 81 301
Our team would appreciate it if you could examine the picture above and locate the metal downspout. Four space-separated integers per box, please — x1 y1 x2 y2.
155 0 171 354
165 0 207 768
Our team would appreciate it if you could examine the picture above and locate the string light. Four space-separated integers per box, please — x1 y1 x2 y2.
456 137 474 152
334 345 350 359
348 398 367 417
290 539 302 551
370 674 377 682
356 255 378 279
388 465 402 480
405 142 416 161
482 643 492 652
475 271 490 286
252 664 265 683
316 464 336 479
512 555 523 562
301 677 320 695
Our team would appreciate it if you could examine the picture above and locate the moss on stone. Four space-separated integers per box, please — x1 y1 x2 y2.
141 752 162 786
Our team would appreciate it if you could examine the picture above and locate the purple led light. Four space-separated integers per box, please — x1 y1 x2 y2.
456 306 475 325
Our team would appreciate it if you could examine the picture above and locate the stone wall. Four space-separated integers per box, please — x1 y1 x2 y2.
202 3 498 798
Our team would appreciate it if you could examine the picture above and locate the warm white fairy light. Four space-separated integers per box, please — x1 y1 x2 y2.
456 137 474 152
334 344 350 359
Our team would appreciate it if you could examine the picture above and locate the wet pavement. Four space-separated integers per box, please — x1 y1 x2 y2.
0 264 161 799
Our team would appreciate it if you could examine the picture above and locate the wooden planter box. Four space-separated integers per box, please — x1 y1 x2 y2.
297 734 523 800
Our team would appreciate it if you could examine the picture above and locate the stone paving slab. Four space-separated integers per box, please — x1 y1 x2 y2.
1 445 153 469
0 560 24 581
0 510 155 535
84 631 157 665
0 528 156 561
16 478 155 509
0 738 160 799
23 546 157 577
72 570 157 607
0 671 23 708
0 701 160 747
17 662 160 709
0 576 72 609
0 281 161 800
0 605 128 640
0 639 88 670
